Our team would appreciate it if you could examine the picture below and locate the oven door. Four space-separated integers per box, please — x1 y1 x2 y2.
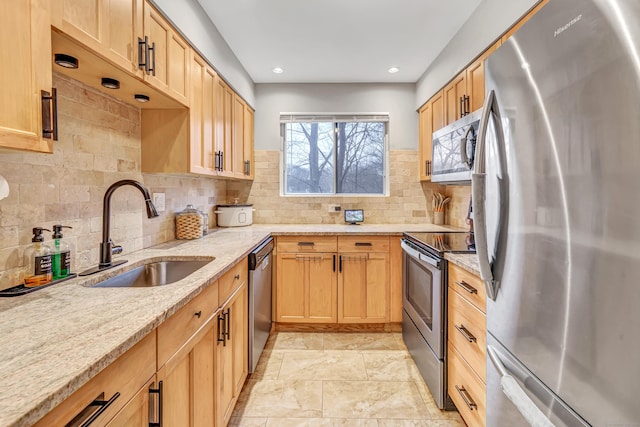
401 239 444 358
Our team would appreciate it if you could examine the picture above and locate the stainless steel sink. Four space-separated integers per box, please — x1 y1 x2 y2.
90 259 213 288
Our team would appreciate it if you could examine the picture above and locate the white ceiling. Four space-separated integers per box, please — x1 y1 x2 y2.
196 0 482 84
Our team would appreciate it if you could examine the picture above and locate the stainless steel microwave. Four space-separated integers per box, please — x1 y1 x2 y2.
431 110 481 184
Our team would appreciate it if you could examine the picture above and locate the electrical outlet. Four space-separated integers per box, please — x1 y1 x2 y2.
328 204 341 213
153 192 166 212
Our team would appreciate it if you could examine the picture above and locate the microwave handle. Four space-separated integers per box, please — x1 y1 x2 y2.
460 125 475 170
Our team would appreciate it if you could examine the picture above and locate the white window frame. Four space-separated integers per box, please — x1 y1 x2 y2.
279 113 390 197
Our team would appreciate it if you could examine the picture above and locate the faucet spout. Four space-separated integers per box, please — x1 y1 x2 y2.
76 180 159 275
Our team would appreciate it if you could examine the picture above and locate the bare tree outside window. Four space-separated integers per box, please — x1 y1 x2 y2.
284 120 386 195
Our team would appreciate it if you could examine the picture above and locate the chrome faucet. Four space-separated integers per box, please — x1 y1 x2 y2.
80 180 159 276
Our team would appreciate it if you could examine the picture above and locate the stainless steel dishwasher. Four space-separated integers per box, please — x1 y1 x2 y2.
247 237 274 373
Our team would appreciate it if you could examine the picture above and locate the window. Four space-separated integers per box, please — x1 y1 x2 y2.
281 114 388 195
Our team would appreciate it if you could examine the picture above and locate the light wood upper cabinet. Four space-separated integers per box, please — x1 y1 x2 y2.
0 0 54 153
142 1 190 106
466 41 500 113
418 90 444 182
244 105 255 179
189 51 217 175
444 71 468 125
214 76 235 177
232 94 246 178
51 0 144 76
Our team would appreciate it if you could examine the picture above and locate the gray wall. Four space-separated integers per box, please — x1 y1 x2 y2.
151 0 255 106
255 83 418 150
416 0 539 108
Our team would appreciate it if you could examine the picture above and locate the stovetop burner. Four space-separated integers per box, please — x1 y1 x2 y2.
403 231 476 255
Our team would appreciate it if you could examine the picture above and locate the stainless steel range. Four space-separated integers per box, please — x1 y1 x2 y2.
401 231 475 409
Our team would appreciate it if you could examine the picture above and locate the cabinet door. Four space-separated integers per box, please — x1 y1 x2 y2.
276 253 307 322
143 1 189 105
243 105 255 179
189 52 216 175
157 314 216 427
216 312 234 427
0 0 54 153
466 42 499 113
444 71 467 125
276 253 337 323
338 253 389 323
214 76 235 177
52 0 143 76
308 254 338 322
232 94 246 178
230 283 248 396
418 90 444 182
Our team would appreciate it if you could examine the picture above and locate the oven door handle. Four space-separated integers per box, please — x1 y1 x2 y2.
401 241 440 268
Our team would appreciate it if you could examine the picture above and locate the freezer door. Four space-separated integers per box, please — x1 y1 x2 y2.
478 0 640 425
486 334 588 427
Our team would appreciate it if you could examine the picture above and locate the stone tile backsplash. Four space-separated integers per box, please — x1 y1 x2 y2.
0 74 226 290
228 150 472 227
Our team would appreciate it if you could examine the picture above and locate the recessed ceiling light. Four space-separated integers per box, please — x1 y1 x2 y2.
388 67 400 74
272 67 284 74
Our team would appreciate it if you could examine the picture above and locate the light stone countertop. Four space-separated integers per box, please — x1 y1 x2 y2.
0 223 466 427
445 253 481 276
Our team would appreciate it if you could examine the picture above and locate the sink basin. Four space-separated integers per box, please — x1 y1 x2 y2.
91 259 213 288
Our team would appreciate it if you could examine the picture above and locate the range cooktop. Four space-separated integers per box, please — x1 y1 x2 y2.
403 231 476 256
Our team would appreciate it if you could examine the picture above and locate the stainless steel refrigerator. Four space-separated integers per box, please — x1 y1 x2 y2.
472 0 640 425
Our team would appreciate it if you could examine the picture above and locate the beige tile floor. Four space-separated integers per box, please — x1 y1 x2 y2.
230 332 465 427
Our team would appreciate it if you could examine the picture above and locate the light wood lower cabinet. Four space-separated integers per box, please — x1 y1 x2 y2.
338 252 389 323
33 333 157 427
216 282 249 427
276 235 391 324
106 376 157 427
447 263 486 427
276 252 337 323
157 309 217 426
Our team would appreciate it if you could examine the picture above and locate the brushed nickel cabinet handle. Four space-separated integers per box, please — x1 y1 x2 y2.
455 280 478 294
455 324 477 343
455 385 477 410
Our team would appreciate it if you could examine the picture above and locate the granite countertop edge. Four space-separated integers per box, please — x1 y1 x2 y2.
444 252 481 276
0 223 467 427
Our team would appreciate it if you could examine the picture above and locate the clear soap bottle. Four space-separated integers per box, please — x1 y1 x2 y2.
24 227 52 287
51 225 72 280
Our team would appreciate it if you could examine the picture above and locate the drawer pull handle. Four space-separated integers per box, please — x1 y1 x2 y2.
455 280 478 294
224 308 231 340
217 313 226 346
455 324 477 343
194 310 202 318
455 385 477 411
354 242 372 246
72 391 120 427
234 274 240 280
297 241 315 246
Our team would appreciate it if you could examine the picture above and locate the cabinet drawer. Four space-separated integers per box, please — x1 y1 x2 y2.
219 258 248 303
448 287 486 382
448 263 486 313
34 333 156 427
158 282 219 367
448 342 486 427
338 235 390 253
277 236 337 253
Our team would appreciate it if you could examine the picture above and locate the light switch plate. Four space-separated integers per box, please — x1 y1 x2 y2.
153 192 165 212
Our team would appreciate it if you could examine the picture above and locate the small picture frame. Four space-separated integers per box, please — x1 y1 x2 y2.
344 209 364 225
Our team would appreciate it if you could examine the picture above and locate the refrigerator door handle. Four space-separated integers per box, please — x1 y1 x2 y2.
487 345 556 427
472 89 506 301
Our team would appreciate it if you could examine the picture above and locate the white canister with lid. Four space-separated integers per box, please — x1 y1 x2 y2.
214 204 254 227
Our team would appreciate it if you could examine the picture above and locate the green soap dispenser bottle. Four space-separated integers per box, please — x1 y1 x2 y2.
24 227 52 287
52 225 72 280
